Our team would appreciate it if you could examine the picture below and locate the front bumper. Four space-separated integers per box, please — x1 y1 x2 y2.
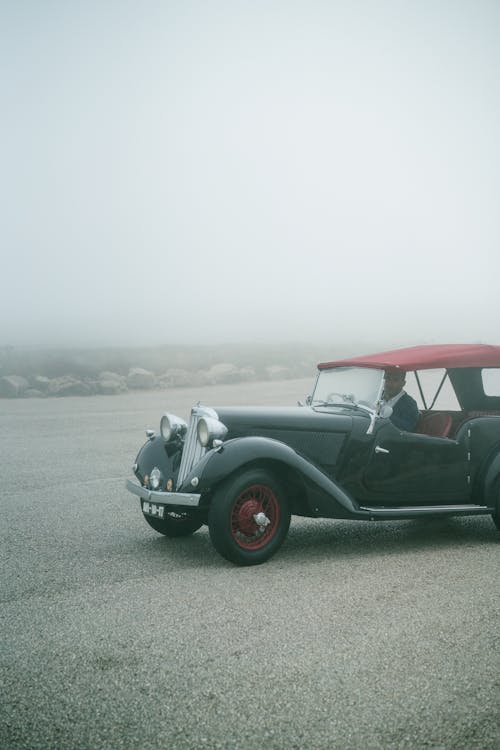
126 479 201 507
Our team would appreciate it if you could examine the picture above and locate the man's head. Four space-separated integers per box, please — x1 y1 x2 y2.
383 369 406 399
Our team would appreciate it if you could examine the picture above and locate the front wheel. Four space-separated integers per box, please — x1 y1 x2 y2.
208 469 291 565
143 510 203 537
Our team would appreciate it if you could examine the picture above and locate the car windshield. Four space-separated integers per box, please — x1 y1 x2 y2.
312 367 383 409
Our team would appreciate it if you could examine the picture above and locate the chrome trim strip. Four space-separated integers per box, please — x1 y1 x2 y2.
126 479 201 507
360 504 490 513
176 405 217 489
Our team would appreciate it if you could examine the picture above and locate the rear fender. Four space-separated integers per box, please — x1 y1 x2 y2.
181 436 359 518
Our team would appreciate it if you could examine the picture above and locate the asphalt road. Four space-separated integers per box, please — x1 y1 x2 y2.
1 380 499 750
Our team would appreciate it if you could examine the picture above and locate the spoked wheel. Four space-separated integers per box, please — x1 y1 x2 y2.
208 469 291 565
143 510 203 537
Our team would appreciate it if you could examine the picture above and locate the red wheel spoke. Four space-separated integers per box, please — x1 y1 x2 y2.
230 484 280 550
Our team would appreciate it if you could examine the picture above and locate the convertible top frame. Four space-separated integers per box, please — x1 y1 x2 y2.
318 344 500 412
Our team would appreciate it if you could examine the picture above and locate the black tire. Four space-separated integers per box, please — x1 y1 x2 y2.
208 468 291 565
492 506 500 532
491 480 500 531
143 510 203 537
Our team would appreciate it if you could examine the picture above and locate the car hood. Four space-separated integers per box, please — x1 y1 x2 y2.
212 405 362 472
214 405 354 433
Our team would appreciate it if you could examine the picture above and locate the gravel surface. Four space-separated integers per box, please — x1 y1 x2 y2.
1 380 499 749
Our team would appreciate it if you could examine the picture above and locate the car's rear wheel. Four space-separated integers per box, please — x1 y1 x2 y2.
492 498 500 531
208 468 291 565
143 510 203 537
491 479 500 531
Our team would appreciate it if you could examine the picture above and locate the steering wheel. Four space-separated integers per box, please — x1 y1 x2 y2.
325 392 346 403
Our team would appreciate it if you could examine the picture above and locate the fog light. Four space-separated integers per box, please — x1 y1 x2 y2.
150 467 161 490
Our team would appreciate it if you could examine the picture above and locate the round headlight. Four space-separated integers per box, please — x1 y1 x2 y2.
160 413 187 442
197 418 210 447
197 417 228 448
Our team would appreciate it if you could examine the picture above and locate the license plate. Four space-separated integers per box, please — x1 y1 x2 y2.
142 501 165 519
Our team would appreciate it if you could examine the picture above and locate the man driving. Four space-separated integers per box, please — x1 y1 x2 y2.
382 369 420 431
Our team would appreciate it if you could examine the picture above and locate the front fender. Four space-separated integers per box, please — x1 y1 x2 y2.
181 436 360 518
133 436 176 485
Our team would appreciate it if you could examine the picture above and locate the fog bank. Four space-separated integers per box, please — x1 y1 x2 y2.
2 1 499 349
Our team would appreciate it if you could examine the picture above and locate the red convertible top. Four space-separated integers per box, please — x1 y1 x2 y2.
318 344 500 372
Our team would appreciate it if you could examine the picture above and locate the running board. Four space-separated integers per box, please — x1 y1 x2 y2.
358 504 493 519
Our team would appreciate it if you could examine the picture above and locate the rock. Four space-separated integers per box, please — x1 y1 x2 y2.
205 363 242 384
0 375 30 397
97 371 127 395
239 366 257 381
30 375 51 393
126 368 157 389
48 376 93 397
159 369 208 388
265 365 292 380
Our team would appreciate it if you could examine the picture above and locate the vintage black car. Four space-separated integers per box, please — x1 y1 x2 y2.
126 344 500 565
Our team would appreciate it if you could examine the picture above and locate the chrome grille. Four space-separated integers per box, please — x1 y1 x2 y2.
176 405 218 489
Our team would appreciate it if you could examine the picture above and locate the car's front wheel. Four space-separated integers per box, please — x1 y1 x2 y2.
143 510 203 537
208 469 291 565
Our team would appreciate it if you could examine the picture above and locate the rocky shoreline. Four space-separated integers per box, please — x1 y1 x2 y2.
0 362 303 398
0 343 332 398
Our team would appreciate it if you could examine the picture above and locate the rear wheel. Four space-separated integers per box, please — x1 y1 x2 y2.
492 510 500 532
143 511 203 537
208 468 291 565
491 480 500 531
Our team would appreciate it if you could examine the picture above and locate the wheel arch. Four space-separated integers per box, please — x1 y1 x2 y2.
194 436 358 518
203 457 309 516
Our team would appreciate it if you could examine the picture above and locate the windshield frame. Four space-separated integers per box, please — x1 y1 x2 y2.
311 366 385 413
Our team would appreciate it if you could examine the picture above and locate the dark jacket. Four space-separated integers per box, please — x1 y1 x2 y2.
390 392 420 431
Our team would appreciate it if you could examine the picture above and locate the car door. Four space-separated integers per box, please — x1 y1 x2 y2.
361 420 470 504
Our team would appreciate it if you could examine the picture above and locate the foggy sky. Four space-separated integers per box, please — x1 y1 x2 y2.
1 0 499 351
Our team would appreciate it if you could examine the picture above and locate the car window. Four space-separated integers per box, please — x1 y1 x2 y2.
405 369 460 410
482 368 500 396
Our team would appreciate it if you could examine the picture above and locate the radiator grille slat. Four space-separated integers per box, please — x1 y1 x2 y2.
176 406 216 489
